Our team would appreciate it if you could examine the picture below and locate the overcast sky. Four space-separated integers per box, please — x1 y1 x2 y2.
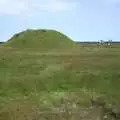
0 0 120 42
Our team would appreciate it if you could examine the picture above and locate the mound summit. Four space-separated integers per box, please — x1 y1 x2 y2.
5 29 75 49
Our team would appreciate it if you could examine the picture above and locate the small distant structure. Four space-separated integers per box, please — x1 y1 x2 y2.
98 40 112 47
108 40 112 46
98 40 104 46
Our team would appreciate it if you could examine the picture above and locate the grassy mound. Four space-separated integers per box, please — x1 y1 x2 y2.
5 29 75 49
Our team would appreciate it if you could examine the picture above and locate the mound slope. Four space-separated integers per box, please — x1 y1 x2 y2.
5 29 75 49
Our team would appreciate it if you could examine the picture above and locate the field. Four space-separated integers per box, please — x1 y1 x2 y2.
0 44 120 119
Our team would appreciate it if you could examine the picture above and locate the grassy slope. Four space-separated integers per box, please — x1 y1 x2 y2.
0 46 120 102
1 38 120 119
4 29 75 49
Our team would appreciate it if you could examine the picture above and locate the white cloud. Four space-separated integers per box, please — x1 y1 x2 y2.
33 0 78 12
0 0 78 16
0 0 29 16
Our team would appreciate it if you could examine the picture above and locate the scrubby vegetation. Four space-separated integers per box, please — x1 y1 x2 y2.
0 29 120 119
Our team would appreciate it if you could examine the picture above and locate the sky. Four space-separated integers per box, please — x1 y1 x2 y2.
0 0 120 42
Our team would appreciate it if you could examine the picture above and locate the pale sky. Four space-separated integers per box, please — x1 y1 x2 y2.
0 0 120 42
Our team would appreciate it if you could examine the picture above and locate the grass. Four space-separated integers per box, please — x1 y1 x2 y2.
0 46 120 100
0 42 120 119
4 29 75 49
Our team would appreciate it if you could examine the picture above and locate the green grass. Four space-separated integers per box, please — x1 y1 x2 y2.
0 44 120 119
0 46 120 101
4 29 75 49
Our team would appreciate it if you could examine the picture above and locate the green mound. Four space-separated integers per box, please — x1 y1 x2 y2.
5 29 75 49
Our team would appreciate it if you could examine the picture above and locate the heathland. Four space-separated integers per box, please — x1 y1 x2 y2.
0 29 120 119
